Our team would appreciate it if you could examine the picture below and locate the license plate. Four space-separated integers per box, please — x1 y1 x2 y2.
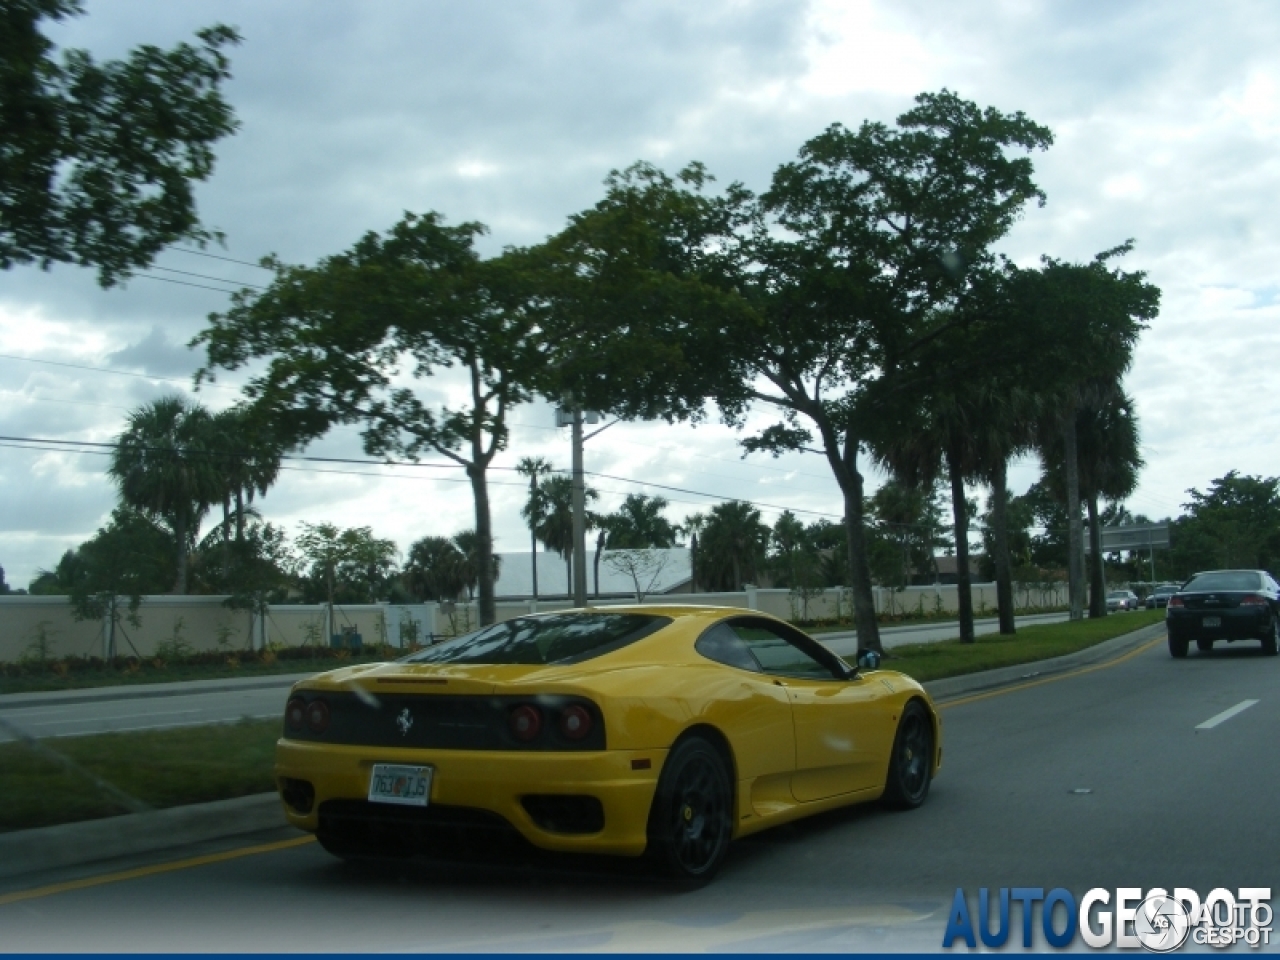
368 764 432 806
1203 616 1221 628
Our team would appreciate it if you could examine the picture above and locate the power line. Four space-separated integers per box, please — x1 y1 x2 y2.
172 247 274 271
0 352 239 392
146 265 269 291
132 273 244 295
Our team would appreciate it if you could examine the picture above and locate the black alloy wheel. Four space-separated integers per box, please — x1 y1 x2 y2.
647 736 732 885
1196 637 1214 653
1169 635 1189 658
1263 617 1279 656
881 701 933 810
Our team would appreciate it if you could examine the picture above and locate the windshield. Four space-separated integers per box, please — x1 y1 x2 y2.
1183 571 1262 592
399 612 670 665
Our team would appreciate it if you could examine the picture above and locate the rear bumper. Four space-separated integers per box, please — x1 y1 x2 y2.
275 739 664 856
1167 608 1272 641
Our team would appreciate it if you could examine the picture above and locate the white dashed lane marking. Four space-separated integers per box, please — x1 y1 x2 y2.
1196 699 1260 730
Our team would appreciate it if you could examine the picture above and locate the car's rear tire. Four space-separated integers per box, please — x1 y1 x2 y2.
1263 618 1279 656
1169 635 1189 658
1196 638 1214 653
646 736 732 886
881 701 933 810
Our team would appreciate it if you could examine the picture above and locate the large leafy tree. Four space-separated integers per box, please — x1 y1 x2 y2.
1170 473 1280 573
548 91 1053 653
34 508 175 657
1 0 240 286
108 396 222 594
295 523 397 637
196 213 550 626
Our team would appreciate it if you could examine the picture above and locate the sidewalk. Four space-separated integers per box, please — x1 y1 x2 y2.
0 671 317 711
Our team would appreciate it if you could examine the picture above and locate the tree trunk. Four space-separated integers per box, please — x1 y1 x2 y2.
234 487 246 542
221 497 232 582
826 438 881 655
1087 493 1107 618
947 448 975 645
990 458 1016 635
593 529 606 598
690 532 699 593
467 463 497 626
529 474 539 602
1062 407 1085 621
174 513 188 594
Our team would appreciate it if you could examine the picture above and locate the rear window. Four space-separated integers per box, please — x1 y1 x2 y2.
1183 572 1262 592
399 612 670 666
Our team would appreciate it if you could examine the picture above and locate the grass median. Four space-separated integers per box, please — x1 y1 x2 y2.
881 608 1165 682
0 612 1165 834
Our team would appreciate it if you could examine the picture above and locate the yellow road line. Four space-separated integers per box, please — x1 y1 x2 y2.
938 634 1166 710
0 834 315 907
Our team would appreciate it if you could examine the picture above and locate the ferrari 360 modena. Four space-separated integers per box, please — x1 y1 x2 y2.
275 605 943 884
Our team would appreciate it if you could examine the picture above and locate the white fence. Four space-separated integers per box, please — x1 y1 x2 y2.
0 581 1071 664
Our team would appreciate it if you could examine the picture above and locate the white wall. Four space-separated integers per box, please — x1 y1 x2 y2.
0 581 1071 663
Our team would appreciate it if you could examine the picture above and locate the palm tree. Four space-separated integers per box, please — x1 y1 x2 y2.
870 379 1026 644
522 473 597 596
514 456 553 600
404 535 466 602
207 405 285 581
1040 388 1143 617
108 396 221 593
697 501 769 592
452 529 502 602
604 494 680 549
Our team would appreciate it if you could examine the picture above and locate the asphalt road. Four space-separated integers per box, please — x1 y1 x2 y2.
2 632 1275 952
0 612 1075 742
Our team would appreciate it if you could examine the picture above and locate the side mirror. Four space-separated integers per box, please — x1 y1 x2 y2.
855 649 882 671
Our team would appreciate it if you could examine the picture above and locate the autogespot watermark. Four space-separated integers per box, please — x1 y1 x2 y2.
942 887 1273 951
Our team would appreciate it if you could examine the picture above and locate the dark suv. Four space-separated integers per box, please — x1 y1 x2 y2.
1166 569 1280 658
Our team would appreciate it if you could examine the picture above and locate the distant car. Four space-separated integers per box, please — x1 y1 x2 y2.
1145 584 1179 609
1166 570 1280 658
274 605 942 885
1106 589 1140 612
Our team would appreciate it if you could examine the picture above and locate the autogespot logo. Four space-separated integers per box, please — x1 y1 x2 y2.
942 886 1273 951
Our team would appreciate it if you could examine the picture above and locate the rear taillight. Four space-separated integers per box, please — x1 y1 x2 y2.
285 696 306 732
559 704 593 740
1167 596 1184 609
305 698 330 734
1240 594 1268 606
509 704 542 742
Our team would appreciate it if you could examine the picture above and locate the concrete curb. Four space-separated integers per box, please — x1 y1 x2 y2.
0 792 285 881
922 620 1167 703
0 620 1167 882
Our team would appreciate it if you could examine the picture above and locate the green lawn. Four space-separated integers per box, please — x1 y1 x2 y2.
0 611 1165 834
0 718 279 833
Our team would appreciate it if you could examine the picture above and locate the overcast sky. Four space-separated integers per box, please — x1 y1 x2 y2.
3 0 1278 590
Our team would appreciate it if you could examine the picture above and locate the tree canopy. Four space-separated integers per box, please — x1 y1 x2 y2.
1 0 240 285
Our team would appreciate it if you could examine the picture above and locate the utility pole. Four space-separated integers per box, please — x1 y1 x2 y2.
571 406 588 607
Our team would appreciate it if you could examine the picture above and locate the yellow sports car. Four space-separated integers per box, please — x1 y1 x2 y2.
275 605 942 884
